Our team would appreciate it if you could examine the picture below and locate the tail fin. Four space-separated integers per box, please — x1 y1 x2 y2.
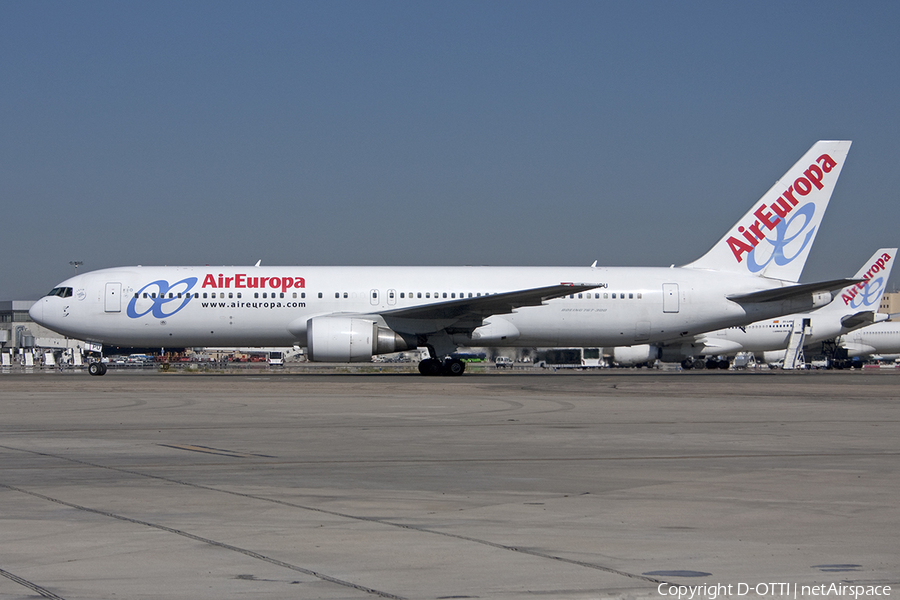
684 140 852 282
825 248 897 314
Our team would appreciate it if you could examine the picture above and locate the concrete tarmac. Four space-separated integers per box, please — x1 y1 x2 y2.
0 370 898 599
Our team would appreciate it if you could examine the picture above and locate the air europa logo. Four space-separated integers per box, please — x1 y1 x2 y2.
842 252 892 307
201 273 306 294
127 277 198 319
727 153 839 265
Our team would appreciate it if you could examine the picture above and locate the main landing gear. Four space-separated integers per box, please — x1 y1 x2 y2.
418 357 466 376
88 362 108 376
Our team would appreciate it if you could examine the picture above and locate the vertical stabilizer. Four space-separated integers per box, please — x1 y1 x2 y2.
684 140 852 282
822 248 897 314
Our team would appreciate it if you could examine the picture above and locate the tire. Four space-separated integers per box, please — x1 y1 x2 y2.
443 359 465 376
418 358 442 376
88 363 105 376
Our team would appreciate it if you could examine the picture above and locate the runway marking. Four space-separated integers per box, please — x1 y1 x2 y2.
0 567 67 599
0 482 405 600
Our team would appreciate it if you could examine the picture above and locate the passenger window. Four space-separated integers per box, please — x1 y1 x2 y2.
629 293 633 299
443 293 447 298
318 292 323 298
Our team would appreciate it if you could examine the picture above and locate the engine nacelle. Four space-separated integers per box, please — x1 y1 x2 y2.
612 345 660 366
810 291 833 310
762 350 786 365
838 342 877 358
307 317 416 362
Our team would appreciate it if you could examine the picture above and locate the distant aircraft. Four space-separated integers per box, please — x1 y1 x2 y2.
836 321 900 359
30 140 857 376
611 248 896 369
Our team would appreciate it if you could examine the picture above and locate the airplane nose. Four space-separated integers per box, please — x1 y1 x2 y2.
29 300 43 325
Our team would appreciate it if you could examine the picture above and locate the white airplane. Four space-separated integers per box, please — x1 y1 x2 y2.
31 140 858 376
836 321 900 359
610 247 896 368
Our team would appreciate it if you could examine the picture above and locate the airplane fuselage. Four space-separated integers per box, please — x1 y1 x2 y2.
31 265 824 351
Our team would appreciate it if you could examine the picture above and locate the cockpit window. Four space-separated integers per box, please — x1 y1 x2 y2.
46 287 73 298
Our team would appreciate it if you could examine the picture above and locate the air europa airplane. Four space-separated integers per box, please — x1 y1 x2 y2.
609 247 896 369
31 140 858 376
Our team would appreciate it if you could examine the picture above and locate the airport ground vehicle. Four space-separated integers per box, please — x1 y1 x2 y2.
535 348 604 369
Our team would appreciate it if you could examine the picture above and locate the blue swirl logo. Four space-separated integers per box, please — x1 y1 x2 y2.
848 276 884 309
746 203 816 274
126 277 198 319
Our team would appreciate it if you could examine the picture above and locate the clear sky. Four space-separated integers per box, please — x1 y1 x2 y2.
3 1 900 299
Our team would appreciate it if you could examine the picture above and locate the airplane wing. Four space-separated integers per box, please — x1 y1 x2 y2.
374 283 601 334
727 279 864 304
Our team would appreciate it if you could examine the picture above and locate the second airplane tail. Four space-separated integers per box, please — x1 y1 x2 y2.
684 140 852 282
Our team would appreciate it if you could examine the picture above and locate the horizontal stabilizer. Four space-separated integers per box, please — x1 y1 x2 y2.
841 311 889 330
727 278 863 304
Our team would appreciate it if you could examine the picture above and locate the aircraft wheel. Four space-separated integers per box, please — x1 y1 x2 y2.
443 359 465 376
88 363 105 376
718 359 730 369
418 358 442 376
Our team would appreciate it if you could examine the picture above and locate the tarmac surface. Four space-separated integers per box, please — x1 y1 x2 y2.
0 368 898 599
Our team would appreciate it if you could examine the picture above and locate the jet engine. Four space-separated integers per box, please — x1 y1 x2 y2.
612 345 660 366
306 316 416 362
837 342 876 358
762 350 786 365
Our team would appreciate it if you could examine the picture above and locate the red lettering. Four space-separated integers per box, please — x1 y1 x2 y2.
748 221 766 240
793 177 812 196
817 153 837 173
783 186 799 206
727 236 754 262
771 197 791 218
804 164 824 190
842 292 854 305
218 274 224 287
739 226 759 247
281 278 294 293
202 274 217 288
259 277 268 288
269 277 281 289
224 277 234 287
295 277 305 288
247 277 258 288
235 274 246 288
754 205 780 230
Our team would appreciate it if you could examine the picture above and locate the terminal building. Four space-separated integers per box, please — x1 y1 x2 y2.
0 300 86 366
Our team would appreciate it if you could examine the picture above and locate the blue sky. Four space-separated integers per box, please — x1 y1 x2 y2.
3 1 900 299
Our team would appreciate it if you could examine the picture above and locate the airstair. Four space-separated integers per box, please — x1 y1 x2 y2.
782 318 811 370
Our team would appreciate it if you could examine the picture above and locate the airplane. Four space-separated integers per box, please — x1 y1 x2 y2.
30 140 858 377
610 247 896 369
835 320 900 359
